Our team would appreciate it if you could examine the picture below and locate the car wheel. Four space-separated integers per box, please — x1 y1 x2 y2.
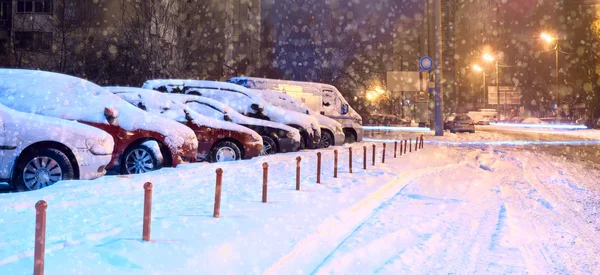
121 143 162 175
210 141 242 163
13 148 75 191
261 136 277 156
344 130 357 143
320 131 334 148
470 130 476 133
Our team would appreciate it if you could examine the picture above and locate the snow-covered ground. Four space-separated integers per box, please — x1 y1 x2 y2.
1 130 599 274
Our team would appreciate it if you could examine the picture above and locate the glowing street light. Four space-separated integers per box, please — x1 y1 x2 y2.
472 64 487 107
483 53 501 116
540 32 560 112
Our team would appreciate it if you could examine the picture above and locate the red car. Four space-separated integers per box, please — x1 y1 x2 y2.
106 87 263 162
0 70 198 174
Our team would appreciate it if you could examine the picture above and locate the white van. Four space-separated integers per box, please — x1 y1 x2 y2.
467 109 499 125
227 77 364 143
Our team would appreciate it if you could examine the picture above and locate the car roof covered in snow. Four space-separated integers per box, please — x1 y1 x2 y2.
0 69 197 150
105 86 262 139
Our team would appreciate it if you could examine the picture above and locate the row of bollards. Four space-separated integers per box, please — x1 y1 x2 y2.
32 135 426 275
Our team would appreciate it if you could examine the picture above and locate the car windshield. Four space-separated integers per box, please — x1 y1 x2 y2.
455 116 471 121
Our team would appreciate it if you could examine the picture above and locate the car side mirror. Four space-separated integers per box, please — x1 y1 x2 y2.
183 109 194 123
104 107 119 126
341 104 349 115
224 114 233 122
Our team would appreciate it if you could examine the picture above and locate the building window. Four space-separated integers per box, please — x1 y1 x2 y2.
14 31 52 50
0 1 10 28
17 0 52 14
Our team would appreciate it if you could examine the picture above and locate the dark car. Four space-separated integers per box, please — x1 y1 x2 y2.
0 70 198 175
167 94 302 155
444 115 456 131
451 114 475 133
106 87 264 162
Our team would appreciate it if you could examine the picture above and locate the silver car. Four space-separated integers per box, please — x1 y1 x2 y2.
451 114 475 133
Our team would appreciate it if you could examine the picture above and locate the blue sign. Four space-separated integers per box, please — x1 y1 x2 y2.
420 56 433 71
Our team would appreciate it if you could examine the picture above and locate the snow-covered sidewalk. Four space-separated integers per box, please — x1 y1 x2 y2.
1 138 598 274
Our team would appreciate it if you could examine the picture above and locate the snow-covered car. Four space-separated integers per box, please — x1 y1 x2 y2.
106 87 263 162
250 89 344 148
0 103 114 191
451 114 475 133
165 94 301 155
0 69 198 175
142 79 322 150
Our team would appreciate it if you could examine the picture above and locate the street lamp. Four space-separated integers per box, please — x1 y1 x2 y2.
483 53 502 118
472 64 487 108
540 32 559 115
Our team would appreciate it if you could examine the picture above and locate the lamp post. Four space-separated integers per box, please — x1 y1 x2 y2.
483 53 501 118
472 64 487 108
541 32 559 115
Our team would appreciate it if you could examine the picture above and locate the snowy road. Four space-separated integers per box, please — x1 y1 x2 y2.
306 148 600 274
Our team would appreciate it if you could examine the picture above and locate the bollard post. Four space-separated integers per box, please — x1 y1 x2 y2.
334 150 338 178
404 140 407 154
409 139 412 153
317 152 322 184
394 141 398 158
142 182 153 242
382 143 386 163
372 144 376 166
400 140 403 156
415 138 418 152
296 157 301 191
421 135 424 149
363 146 367 170
214 168 223 218
34 200 47 275
349 147 353 174
262 163 268 203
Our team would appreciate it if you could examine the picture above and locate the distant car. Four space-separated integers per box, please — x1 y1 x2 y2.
0 69 198 175
106 87 264 162
165 94 301 155
451 114 475 133
0 103 114 191
444 115 456 131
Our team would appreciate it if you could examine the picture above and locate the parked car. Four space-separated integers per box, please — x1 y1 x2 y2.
444 115 456 131
450 114 475 133
0 69 198 175
142 80 322 150
106 87 264 162
165 94 301 154
0 103 114 191
250 89 345 148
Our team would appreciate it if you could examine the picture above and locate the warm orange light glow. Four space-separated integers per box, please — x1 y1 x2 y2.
472 64 483 72
483 54 495 62
541 32 555 43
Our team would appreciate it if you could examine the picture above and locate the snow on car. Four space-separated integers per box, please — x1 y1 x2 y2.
142 79 322 149
0 103 114 191
166 94 302 154
0 69 198 174
105 87 264 162
251 89 345 148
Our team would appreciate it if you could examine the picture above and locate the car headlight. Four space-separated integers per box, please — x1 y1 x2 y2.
86 138 114 155
252 133 262 143
335 125 343 134
286 131 295 138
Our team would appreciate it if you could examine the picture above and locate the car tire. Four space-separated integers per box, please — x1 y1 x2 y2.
320 131 334 148
470 130 475 133
344 130 357 143
121 143 163 175
209 141 242 163
13 148 75 191
261 136 278 156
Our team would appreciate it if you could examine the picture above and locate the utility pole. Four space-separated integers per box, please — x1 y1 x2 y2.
434 0 443 136
555 43 559 114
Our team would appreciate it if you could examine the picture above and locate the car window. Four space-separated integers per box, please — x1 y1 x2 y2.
455 116 471 121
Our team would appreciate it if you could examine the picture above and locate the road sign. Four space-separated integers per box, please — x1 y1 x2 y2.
420 56 433 71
